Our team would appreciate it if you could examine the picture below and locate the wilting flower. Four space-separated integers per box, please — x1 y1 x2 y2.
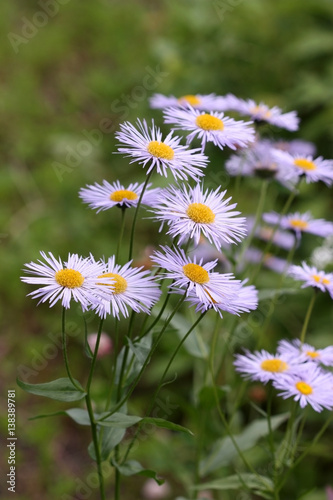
90 256 161 319
272 365 333 412
21 252 112 311
115 119 208 182
152 183 246 250
163 106 255 152
79 180 159 212
225 95 299 131
288 262 333 298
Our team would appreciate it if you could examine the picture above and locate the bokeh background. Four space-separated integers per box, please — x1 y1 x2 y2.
1 0 333 499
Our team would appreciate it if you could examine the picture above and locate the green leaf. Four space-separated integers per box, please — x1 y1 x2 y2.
199 413 289 476
112 459 164 484
192 473 274 493
29 408 91 426
126 334 152 365
100 427 126 461
141 417 193 436
17 377 86 402
97 413 193 435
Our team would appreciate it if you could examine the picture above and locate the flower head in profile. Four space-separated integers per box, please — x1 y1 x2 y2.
79 180 159 212
242 248 288 274
151 245 240 305
163 107 255 152
277 339 333 366
187 280 258 318
90 256 161 319
234 349 301 384
288 262 333 298
271 150 333 186
262 211 333 240
115 119 208 182
149 93 228 111
226 96 299 131
152 183 247 250
21 251 111 311
272 365 333 412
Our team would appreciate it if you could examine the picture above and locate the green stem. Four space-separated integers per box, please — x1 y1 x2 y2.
61 308 82 391
116 206 127 263
128 170 154 261
300 291 316 345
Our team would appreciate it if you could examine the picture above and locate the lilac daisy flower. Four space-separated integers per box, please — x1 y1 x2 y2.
152 183 247 250
234 349 302 384
79 180 159 212
273 139 316 157
149 93 227 111
186 280 258 318
242 248 288 274
272 365 333 412
90 256 161 319
115 119 208 182
246 217 296 250
21 251 112 311
262 211 333 240
226 96 299 131
151 245 240 305
271 150 333 186
288 262 333 298
163 107 255 152
277 339 333 366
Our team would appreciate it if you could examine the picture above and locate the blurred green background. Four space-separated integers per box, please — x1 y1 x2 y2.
1 0 333 499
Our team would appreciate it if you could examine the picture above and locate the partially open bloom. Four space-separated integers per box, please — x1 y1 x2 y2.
152 184 246 250
163 106 255 152
87 332 113 358
115 119 208 182
187 280 258 318
262 211 333 240
234 349 302 383
21 252 111 311
90 256 161 319
149 93 228 111
272 365 333 412
151 245 240 305
226 95 299 131
288 262 333 298
79 180 159 212
271 150 333 186
277 339 333 366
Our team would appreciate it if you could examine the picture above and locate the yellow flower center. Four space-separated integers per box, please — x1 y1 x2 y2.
186 203 215 224
55 269 85 289
147 141 175 160
260 359 288 373
312 274 330 285
182 263 210 284
289 219 309 231
178 94 201 106
294 158 317 171
250 105 272 119
295 381 313 395
98 272 128 294
195 114 224 131
306 350 320 359
110 189 138 203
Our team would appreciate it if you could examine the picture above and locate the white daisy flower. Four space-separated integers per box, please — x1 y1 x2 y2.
262 211 333 240
115 119 208 182
90 256 161 319
271 150 333 186
277 339 333 366
79 180 159 212
226 95 300 131
187 280 258 318
163 107 255 152
272 365 333 412
149 92 228 111
152 183 247 250
21 251 112 311
233 349 302 384
288 262 333 298
150 245 240 305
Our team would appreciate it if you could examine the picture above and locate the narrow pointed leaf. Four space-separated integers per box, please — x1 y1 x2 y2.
17 377 86 402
